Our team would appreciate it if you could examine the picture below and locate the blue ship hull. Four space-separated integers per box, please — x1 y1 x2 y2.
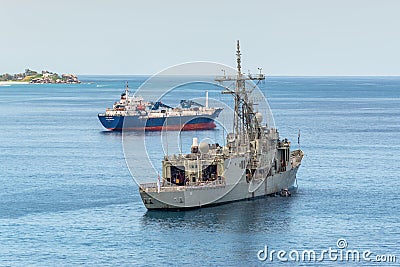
98 112 221 131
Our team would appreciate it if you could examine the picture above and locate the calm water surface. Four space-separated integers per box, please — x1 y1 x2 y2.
0 76 399 266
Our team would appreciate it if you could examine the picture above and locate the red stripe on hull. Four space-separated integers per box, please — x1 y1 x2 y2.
110 122 216 131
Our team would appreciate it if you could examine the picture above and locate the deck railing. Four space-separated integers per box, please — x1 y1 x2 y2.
140 179 226 193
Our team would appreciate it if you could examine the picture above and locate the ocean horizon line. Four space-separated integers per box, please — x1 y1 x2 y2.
77 74 400 78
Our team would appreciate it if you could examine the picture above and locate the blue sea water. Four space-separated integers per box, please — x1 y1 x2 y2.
0 76 399 266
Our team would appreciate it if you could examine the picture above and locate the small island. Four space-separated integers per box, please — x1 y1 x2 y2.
0 69 81 84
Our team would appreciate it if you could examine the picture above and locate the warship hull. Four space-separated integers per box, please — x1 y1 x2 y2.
139 164 300 210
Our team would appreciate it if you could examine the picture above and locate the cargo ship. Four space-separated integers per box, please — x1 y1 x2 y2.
98 84 223 131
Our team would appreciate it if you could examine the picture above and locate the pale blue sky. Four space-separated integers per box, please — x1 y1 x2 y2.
2 0 399 75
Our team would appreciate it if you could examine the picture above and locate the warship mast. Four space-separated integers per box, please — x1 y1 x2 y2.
216 40 266 152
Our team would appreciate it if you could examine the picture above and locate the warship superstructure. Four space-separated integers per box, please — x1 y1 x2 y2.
139 41 304 210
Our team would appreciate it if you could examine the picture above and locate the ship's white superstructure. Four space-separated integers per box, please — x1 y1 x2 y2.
99 84 219 118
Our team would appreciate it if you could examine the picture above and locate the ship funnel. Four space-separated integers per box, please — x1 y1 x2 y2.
205 91 209 108
191 137 199 153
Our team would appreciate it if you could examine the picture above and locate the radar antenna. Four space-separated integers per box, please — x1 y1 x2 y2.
236 40 242 76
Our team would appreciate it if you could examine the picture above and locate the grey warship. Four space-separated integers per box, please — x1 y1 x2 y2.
139 41 304 210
